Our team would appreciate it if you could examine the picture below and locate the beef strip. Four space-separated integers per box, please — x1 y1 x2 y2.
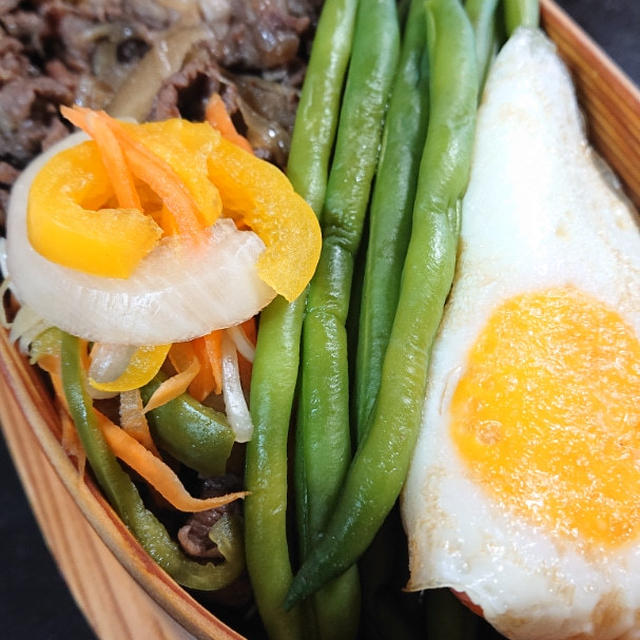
0 0 319 231
150 43 223 121
177 474 243 560
150 44 300 167
177 473 252 608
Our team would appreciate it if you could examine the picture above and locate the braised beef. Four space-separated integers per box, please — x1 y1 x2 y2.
0 0 319 231
150 43 222 121
177 474 243 560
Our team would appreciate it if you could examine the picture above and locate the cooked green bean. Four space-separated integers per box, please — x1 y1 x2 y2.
286 0 478 606
354 0 430 441
465 0 500 89
60 332 244 590
504 0 539 34
355 2 429 634
140 373 234 477
296 0 400 633
244 0 358 637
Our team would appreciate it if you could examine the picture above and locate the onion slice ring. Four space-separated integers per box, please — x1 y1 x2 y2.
7 133 276 346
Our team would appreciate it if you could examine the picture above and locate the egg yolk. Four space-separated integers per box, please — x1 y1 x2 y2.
451 287 640 548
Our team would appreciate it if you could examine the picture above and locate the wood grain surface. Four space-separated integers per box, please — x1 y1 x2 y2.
0 381 196 640
1 1 640 639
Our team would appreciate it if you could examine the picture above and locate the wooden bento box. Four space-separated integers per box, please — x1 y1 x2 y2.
1 1 639 638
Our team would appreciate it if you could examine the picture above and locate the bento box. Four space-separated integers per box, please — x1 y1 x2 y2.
1 0 639 638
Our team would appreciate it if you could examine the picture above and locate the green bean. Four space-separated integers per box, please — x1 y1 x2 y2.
244 0 358 637
296 0 400 635
504 0 539 34
140 373 234 477
60 332 244 590
354 0 430 441
286 0 360 217
354 4 429 631
285 0 478 606
465 0 500 90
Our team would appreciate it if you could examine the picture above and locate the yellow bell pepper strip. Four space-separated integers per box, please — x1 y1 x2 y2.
30 107 320 299
27 140 163 278
119 118 223 230
208 137 322 302
64 108 207 238
89 343 171 393
61 107 142 210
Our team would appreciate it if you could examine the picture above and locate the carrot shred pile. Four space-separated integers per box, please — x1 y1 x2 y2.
205 93 253 153
36 349 244 511
95 411 246 512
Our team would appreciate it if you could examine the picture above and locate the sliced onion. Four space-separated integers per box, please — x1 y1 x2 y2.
107 25 210 121
9 305 50 354
221 332 253 443
0 237 8 279
227 324 255 363
7 133 276 346
89 343 137 383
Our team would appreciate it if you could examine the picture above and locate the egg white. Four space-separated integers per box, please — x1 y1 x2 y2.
401 29 640 640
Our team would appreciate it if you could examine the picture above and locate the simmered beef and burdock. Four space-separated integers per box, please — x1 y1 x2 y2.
0 0 321 231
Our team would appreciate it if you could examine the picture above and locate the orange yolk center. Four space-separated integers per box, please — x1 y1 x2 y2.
450 288 640 547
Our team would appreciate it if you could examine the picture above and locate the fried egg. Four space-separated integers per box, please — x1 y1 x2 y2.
401 28 640 640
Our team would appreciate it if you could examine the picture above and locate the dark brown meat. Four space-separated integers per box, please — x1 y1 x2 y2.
0 76 72 164
0 0 320 230
150 45 300 167
177 474 243 560
150 43 222 121
218 0 310 69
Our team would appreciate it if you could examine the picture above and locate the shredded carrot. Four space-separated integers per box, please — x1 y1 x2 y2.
95 411 246 512
241 317 257 344
205 93 253 154
184 337 213 401
36 352 87 476
143 353 200 413
59 406 87 478
64 106 203 238
61 106 141 210
202 330 223 396
119 389 161 457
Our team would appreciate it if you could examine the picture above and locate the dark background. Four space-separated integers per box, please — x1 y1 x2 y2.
1 2 639 638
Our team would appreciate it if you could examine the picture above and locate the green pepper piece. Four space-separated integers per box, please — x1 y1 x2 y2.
60 332 243 590
285 0 479 607
140 373 234 477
